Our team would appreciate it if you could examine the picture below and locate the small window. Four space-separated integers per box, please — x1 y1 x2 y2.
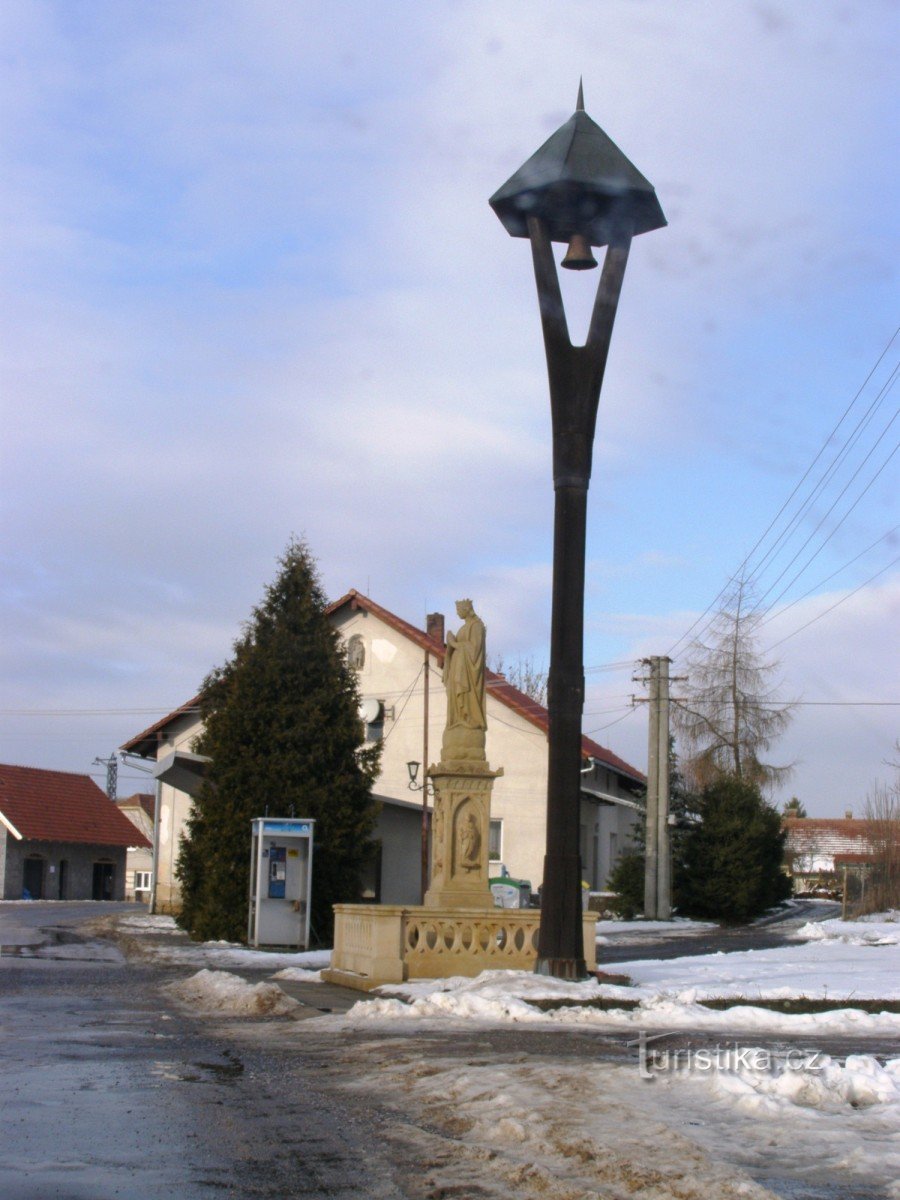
134 871 152 892
488 819 503 861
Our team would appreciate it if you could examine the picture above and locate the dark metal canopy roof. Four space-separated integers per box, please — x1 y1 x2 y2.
490 89 666 248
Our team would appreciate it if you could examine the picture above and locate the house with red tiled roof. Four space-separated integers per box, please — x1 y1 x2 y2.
0 764 150 901
122 590 645 913
783 815 876 894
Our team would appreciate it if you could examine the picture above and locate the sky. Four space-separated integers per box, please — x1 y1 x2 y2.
1 0 897 817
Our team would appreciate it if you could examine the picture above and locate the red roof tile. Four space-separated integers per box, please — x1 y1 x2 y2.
0 765 150 848
120 695 202 757
117 792 156 821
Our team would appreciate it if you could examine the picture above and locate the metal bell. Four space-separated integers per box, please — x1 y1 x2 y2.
560 233 598 271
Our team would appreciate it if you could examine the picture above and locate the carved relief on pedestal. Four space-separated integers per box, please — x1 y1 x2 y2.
454 801 481 874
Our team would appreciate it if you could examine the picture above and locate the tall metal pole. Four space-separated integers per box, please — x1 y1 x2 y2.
529 216 631 978
489 86 666 977
643 658 660 920
420 647 430 902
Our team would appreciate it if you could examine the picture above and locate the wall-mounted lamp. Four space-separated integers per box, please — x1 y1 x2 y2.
407 761 433 794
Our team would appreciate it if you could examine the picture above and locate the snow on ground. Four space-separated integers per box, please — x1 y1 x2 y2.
351 971 900 1037
165 968 300 1016
604 938 900 1002
341 1042 781 1200
595 916 718 944
340 1037 900 1200
347 929 900 1036
115 914 332 971
796 909 899 945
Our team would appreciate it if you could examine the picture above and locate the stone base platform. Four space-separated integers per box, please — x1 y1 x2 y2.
322 903 598 992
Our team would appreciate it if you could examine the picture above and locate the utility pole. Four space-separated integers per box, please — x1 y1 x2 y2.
640 657 671 919
420 646 430 902
656 657 671 919
93 752 118 802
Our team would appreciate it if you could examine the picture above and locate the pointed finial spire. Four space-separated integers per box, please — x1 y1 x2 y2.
576 77 585 112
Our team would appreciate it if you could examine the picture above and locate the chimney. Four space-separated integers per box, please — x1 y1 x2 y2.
426 612 445 645
844 809 853 820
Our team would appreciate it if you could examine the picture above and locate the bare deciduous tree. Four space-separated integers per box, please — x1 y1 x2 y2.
489 655 548 707
673 579 795 793
862 771 900 913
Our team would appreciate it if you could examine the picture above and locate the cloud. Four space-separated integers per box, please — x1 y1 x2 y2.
1 0 895 812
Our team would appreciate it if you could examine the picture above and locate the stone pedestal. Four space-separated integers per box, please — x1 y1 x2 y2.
423 760 502 911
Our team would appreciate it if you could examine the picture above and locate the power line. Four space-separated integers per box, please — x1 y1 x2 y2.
765 554 900 652
0 706 202 717
585 706 638 735
755 414 898 611
666 325 900 659
758 525 899 628
747 364 898 594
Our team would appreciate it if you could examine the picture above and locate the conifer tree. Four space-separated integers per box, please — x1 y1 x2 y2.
176 539 380 943
677 776 791 923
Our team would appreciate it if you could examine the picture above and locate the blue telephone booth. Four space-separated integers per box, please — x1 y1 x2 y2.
248 817 314 949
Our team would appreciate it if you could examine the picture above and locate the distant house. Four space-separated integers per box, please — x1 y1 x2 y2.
116 793 155 902
0 765 150 901
122 590 645 914
783 816 875 894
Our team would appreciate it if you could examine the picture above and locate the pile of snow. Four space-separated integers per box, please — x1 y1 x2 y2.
270 962 327 983
796 910 899 945
709 1052 900 1113
165 968 300 1016
347 933 900 1035
352 978 900 1036
116 913 179 931
112 912 331 970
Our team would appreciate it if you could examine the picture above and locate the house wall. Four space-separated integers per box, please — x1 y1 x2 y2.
371 801 426 905
125 846 154 902
2 840 127 901
578 766 642 891
333 605 557 890
0 826 6 896
153 713 204 913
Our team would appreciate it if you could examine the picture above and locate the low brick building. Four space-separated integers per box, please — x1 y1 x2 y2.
0 764 150 901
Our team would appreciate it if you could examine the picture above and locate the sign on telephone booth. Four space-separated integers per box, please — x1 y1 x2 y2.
248 818 314 949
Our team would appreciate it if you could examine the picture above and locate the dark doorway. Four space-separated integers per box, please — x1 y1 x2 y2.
23 857 44 900
92 862 115 901
58 859 68 900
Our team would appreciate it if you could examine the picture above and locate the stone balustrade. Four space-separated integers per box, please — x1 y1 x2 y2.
323 904 598 992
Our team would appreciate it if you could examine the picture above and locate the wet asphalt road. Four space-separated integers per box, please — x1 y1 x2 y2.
595 899 843 965
0 903 409 1200
1 900 891 1200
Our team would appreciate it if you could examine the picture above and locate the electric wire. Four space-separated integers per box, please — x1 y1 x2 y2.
758 525 899 629
666 325 900 660
754 412 899 611
745 364 898 595
764 553 900 652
